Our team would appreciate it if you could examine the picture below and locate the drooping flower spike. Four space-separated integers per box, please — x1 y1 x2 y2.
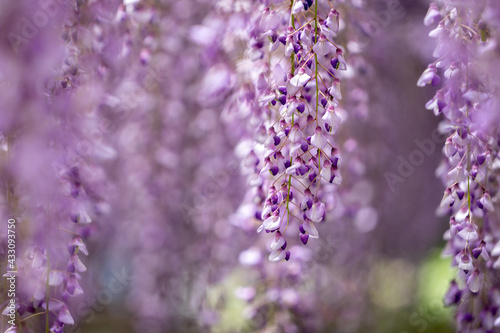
421 1 500 331
229 0 346 261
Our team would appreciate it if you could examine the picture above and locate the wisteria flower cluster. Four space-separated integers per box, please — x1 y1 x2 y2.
226 0 346 262
421 0 500 331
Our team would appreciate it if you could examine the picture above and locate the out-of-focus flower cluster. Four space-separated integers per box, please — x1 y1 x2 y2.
0 1 118 331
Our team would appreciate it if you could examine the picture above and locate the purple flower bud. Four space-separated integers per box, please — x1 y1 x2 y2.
477 200 483 209
331 58 339 69
444 280 461 306
253 40 264 49
300 233 309 244
331 156 339 168
297 103 305 113
472 246 482 259
270 166 279 176
477 154 486 165
70 213 79 223
471 164 481 180
271 194 279 205
301 142 309 152
458 313 474 325
298 165 309 175
309 172 317 183
301 194 313 211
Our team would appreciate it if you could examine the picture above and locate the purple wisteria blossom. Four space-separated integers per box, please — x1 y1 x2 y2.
421 1 500 331
221 0 346 262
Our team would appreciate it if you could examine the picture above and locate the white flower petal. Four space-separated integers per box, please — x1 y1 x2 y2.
290 72 310 87
269 250 286 262
303 220 318 238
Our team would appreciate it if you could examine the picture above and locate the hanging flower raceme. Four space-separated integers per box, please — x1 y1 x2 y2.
0 1 123 331
243 0 345 261
421 1 500 331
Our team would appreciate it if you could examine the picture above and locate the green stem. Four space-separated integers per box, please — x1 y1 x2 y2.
314 0 318 37
314 0 320 173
